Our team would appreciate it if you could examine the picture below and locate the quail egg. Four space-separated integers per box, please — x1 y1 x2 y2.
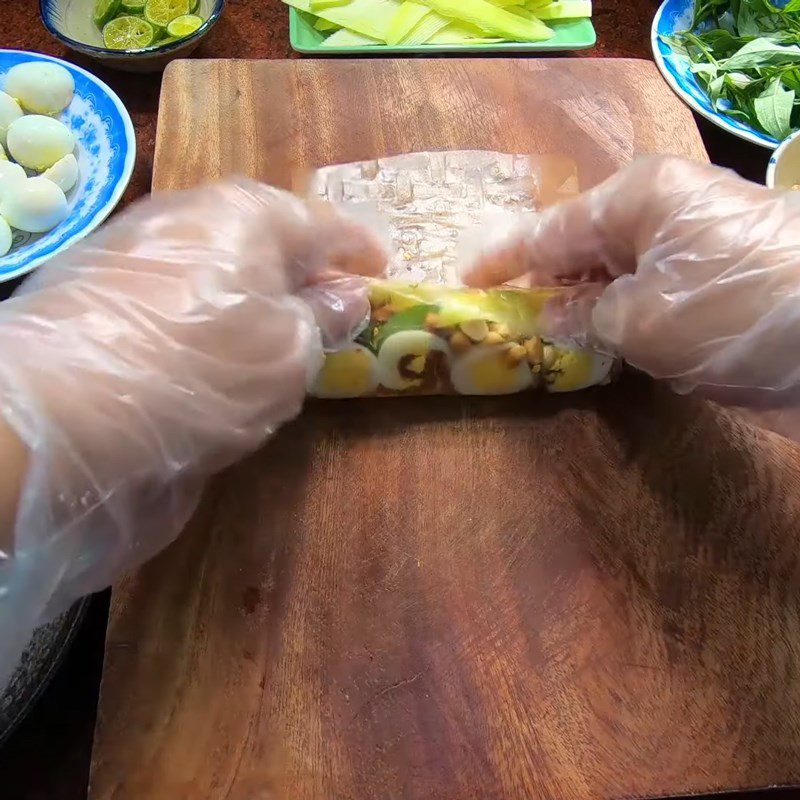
6 115 74 171
1 176 68 233
0 161 26 203
451 344 533 395
545 348 614 393
377 331 449 391
0 217 11 257
0 92 23 149
313 345 379 399
4 62 75 116
42 153 79 194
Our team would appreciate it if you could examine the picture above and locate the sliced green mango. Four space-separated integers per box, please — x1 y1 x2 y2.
386 1 431 44
418 0 553 40
399 10 451 43
321 27 381 45
429 24 503 43
368 282 560 337
533 0 591 19
282 0 401 40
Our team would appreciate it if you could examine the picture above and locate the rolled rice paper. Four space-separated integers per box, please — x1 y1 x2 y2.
310 151 614 399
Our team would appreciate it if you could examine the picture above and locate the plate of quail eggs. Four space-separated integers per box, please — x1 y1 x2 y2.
0 50 135 282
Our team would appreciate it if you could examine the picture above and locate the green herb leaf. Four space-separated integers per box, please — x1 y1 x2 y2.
672 1 800 140
753 76 795 137
737 4 762 36
721 37 800 70
780 66 800 89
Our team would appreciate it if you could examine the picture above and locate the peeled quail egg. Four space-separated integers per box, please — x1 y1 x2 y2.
378 331 449 391
6 115 74 171
42 153 79 194
4 62 75 116
545 348 614 393
451 344 533 395
313 345 379 399
0 217 11 257
0 91 23 149
0 160 26 203
1 176 68 233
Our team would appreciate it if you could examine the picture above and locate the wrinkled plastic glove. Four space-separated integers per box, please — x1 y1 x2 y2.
0 179 386 688
462 157 800 418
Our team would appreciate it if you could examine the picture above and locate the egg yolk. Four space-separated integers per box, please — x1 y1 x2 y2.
548 350 594 392
316 349 375 397
467 353 527 394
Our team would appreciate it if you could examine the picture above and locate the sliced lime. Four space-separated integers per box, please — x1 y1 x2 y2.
166 13 203 38
93 0 122 27
102 15 156 49
120 0 147 12
144 0 190 29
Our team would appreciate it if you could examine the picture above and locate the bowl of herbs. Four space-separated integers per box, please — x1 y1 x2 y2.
652 0 800 150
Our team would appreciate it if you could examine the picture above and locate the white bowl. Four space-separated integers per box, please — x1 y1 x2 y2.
767 131 800 190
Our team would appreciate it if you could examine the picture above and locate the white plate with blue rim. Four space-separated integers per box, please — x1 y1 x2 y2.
651 0 779 150
0 50 135 283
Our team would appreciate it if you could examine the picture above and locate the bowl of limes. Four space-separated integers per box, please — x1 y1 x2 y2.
40 0 224 72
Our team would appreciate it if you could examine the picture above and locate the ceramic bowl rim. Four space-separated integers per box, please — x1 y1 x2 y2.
766 129 800 189
39 0 225 58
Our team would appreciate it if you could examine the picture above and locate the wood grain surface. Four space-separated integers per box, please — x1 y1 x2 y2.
90 59 800 800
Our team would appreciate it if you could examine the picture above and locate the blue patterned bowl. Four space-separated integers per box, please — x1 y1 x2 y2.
0 50 135 283
41 0 225 73
652 0 778 150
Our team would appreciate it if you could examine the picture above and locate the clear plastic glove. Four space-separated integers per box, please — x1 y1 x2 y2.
462 156 800 410
0 179 386 688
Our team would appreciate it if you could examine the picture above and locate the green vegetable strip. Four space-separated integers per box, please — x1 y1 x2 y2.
387 1 432 44
418 0 554 40
310 0 349 9
400 11 452 43
314 17 341 30
321 27 382 45
282 0 401 39
429 24 503 42
534 0 591 20
509 7 537 19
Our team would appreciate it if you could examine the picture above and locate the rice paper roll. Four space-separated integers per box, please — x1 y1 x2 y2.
309 151 615 399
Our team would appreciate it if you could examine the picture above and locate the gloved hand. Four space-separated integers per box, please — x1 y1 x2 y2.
0 179 385 687
462 156 800 400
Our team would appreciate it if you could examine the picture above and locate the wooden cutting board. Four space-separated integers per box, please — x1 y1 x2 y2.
89 59 800 800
